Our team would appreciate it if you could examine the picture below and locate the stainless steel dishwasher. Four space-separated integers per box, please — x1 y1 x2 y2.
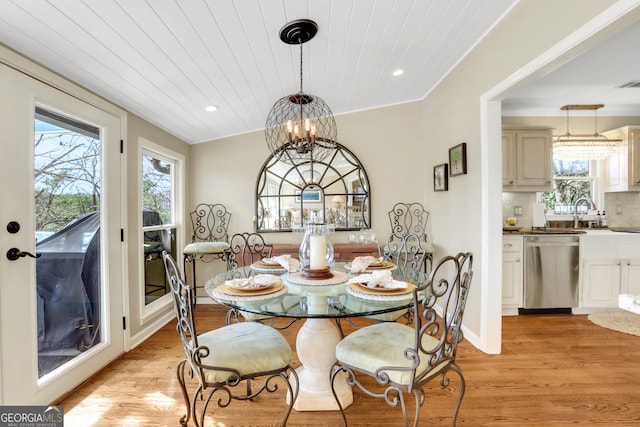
523 235 580 310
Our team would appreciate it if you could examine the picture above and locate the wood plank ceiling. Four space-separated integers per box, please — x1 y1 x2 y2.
0 0 517 144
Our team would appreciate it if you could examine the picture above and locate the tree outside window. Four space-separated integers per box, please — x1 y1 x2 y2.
541 158 593 212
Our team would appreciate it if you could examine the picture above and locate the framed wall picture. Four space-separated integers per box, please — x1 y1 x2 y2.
433 163 448 191
449 142 467 176
295 189 322 203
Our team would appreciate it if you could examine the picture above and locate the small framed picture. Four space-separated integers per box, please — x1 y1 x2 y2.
449 142 467 176
295 189 322 203
433 163 448 192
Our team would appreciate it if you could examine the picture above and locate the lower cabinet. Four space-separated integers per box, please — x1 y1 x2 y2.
582 259 622 307
580 233 640 310
501 233 640 314
622 259 640 295
502 235 523 315
582 258 640 307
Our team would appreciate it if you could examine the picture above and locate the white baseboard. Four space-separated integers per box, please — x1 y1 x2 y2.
129 310 176 349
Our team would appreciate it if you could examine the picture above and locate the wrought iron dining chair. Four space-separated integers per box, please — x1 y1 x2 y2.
183 203 231 303
381 232 428 273
223 232 298 330
162 251 298 427
336 232 428 335
225 232 273 274
330 252 473 427
387 202 433 272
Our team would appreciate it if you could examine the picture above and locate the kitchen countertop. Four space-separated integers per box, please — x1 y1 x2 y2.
503 227 640 235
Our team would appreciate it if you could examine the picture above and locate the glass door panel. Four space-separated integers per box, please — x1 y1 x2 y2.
34 108 103 378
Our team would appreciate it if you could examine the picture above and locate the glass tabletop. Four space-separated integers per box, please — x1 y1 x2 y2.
204 261 428 319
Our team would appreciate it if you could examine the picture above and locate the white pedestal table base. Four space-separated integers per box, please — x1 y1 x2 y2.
288 317 353 411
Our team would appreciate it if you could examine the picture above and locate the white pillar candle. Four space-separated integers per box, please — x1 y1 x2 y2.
309 235 327 270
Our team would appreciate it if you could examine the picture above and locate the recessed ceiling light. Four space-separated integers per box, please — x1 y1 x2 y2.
392 69 404 77
205 105 218 112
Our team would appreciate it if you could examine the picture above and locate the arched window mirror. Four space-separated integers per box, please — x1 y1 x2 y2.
256 142 370 232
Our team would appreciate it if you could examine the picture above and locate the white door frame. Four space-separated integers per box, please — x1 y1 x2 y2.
0 59 128 404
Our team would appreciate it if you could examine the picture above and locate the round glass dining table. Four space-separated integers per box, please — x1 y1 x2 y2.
205 261 425 412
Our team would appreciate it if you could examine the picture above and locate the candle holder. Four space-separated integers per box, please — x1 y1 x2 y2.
299 223 334 280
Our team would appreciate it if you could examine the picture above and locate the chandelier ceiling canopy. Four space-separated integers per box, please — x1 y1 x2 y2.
553 104 620 161
265 19 338 164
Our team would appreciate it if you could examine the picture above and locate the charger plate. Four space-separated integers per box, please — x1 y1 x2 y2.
346 282 415 301
351 282 414 294
253 260 282 267
344 261 398 272
250 262 287 273
213 283 288 301
220 282 284 296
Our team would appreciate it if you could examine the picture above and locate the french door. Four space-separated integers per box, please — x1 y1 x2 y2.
0 64 124 404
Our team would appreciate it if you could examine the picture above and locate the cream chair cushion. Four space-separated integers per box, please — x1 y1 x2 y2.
335 322 440 386
183 241 230 255
198 322 292 384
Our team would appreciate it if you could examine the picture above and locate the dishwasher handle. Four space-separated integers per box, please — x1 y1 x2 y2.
525 242 579 248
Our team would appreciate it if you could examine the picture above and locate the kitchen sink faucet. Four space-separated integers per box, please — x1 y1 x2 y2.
573 197 596 228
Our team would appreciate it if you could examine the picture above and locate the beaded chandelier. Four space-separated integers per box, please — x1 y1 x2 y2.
553 104 620 160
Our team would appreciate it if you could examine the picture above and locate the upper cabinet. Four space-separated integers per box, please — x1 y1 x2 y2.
602 126 640 192
502 127 552 191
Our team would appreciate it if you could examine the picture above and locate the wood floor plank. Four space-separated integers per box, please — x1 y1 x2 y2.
57 307 640 426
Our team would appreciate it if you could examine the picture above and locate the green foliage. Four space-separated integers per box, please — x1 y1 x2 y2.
541 158 592 210
35 192 98 231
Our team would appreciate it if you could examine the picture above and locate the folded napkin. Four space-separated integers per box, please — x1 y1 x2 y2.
350 255 385 273
262 254 300 272
226 274 281 289
347 270 407 289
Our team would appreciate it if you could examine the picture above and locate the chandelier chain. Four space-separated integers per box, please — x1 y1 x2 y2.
299 43 303 94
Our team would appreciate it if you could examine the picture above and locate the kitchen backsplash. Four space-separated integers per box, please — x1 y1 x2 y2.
502 191 640 228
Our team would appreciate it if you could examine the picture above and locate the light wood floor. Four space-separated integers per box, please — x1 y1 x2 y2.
57 305 640 426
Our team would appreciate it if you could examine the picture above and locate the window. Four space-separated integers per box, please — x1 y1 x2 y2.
541 158 594 213
140 140 184 307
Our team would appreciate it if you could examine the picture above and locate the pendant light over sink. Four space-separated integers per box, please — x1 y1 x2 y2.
553 104 621 160
265 19 338 164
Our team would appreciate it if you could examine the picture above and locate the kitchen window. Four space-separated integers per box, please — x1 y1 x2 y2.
541 158 596 213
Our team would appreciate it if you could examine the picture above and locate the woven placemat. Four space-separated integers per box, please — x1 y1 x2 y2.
287 271 350 286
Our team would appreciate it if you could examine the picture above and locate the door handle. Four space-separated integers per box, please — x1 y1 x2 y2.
6 248 41 261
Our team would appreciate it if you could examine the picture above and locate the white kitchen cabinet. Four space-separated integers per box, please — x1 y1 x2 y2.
582 259 622 307
621 259 640 295
582 258 640 307
502 128 552 191
602 126 640 192
579 233 640 310
502 235 523 315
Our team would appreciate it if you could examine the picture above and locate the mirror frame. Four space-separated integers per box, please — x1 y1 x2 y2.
255 142 371 232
